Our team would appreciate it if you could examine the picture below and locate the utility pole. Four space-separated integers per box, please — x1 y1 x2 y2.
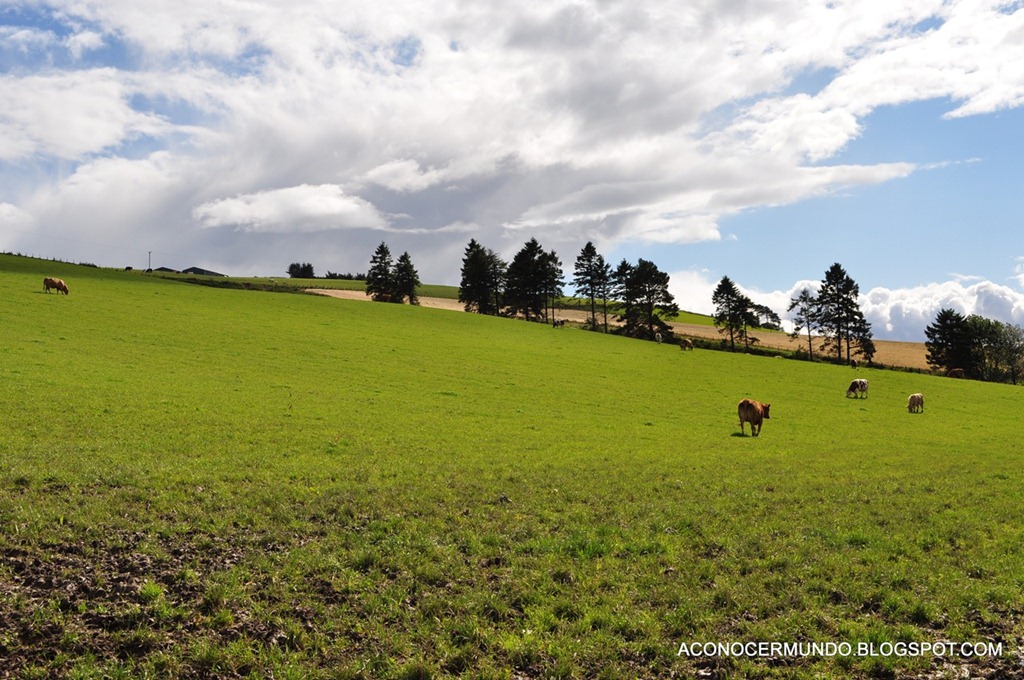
148 251 152 271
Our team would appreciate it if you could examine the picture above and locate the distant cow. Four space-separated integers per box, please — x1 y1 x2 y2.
846 378 868 398
655 332 663 344
552 319 566 329
946 368 965 379
738 399 770 437
43 277 69 295
907 393 924 413
679 338 694 351
850 359 858 369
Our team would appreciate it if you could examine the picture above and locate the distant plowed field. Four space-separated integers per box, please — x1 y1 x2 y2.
310 289 931 371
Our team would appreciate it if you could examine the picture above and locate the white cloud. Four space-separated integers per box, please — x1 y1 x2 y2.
194 184 389 233
668 268 721 316
0 70 172 161
0 202 34 227
672 271 1024 342
65 31 106 59
861 279 1024 341
363 160 449 193
3 1 1024 295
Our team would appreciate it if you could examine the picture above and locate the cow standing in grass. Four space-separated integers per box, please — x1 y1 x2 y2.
43 277 69 294
846 378 868 398
738 399 770 437
680 338 694 351
907 393 924 413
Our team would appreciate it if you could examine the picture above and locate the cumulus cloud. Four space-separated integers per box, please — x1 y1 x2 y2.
65 31 105 59
363 160 450 193
0 70 172 161
2 0 1024 325
194 184 389 233
670 270 1024 342
861 280 1024 341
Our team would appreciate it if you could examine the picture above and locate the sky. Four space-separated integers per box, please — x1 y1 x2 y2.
2 0 1023 341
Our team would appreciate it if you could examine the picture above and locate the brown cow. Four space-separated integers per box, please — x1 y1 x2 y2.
738 399 770 437
679 338 694 351
946 368 965 379
43 277 69 295
907 393 924 413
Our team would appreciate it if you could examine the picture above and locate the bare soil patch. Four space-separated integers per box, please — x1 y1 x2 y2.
308 289 930 370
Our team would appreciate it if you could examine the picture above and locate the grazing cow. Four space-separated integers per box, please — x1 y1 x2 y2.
946 368 965 379
43 277 69 295
552 319 566 329
907 393 924 413
846 378 868 398
679 338 694 351
738 399 770 437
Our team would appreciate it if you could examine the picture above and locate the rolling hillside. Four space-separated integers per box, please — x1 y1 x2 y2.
1 256 1020 678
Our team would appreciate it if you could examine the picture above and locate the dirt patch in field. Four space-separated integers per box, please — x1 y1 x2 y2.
307 289 930 371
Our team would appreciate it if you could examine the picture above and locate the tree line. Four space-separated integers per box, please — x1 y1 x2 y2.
458 238 678 340
925 309 1024 384
296 242 1024 384
711 263 875 363
286 262 365 280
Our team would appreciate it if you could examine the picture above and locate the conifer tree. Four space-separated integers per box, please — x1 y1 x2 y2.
365 242 394 302
458 239 506 315
392 252 420 305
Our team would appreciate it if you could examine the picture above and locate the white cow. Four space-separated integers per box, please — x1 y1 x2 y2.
846 378 868 398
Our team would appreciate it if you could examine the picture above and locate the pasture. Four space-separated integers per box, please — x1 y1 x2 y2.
1 255 1022 678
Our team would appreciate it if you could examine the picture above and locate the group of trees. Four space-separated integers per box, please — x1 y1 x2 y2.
286 262 364 280
354 243 1024 384
925 309 1024 384
287 262 315 278
711 276 782 351
365 242 421 304
459 238 565 323
785 263 876 363
459 238 679 339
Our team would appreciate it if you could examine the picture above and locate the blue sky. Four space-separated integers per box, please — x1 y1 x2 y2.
2 1 1023 340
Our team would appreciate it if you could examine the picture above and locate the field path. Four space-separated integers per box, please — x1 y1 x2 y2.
308 288 929 370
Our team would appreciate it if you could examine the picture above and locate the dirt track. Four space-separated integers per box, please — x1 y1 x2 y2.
308 289 930 370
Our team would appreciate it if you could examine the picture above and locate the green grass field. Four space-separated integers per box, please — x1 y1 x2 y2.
2 256 1022 678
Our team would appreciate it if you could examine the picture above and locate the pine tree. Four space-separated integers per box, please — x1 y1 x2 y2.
712 276 750 350
573 242 610 331
924 308 973 374
392 252 420 305
540 249 565 324
504 238 548 321
365 242 394 302
627 258 679 340
611 259 638 333
815 263 872 362
788 288 818 359
458 239 505 315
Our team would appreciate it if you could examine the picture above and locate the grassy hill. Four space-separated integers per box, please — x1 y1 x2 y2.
1 256 1021 678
